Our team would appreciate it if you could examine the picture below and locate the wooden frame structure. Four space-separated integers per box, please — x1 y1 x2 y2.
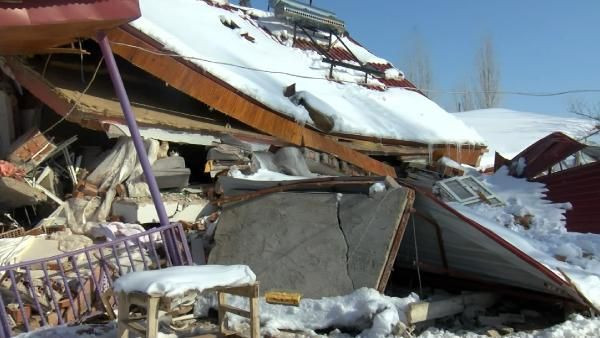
116 283 260 338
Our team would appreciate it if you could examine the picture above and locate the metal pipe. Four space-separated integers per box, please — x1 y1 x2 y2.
8 270 29 332
96 31 170 227
24 266 48 327
0 287 12 338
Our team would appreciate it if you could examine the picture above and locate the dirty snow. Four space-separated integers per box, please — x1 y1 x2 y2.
113 265 255 297
16 300 600 338
369 182 386 195
131 0 483 145
454 108 597 168
197 287 419 337
419 314 600 338
449 167 600 308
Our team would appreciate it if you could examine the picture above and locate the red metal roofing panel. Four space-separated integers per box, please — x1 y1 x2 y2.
291 38 421 92
501 132 586 179
0 0 140 54
536 161 600 233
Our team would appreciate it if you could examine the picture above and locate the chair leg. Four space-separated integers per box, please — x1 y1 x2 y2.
217 291 226 334
117 292 129 338
249 294 260 338
146 296 160 338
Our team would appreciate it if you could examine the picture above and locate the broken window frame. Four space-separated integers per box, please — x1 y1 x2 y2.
436 176 503 207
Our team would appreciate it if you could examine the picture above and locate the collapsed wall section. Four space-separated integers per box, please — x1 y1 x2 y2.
208 185 412 298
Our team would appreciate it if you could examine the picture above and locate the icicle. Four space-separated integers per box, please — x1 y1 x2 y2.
427 143 433 165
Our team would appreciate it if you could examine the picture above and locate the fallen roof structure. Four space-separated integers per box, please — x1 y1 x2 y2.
494 132 600 234
101 0 487 172
1 0 490 177
454 108 597 169
395 187 588 306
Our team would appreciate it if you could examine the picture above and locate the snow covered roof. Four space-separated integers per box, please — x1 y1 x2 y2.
454 108 597 168
129 0 483 145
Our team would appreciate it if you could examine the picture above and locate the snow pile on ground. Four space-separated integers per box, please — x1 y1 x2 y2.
454 109 597 168
15 323 117 338
131 0 483 145
19 288 419 337
419 314 600 338
449 167 600 308
17 313 600 338
113 265 256 297
221 287 419 337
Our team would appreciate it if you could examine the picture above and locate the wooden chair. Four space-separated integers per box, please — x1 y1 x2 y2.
115 283 260 338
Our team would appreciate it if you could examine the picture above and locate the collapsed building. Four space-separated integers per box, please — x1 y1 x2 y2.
0 0 598 336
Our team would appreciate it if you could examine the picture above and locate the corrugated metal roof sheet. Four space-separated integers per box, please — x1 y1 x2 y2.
291 38 420 91
536 161 600 233
0 0 140 54
503 132 586 179
395 188 585 304
495 132 599 234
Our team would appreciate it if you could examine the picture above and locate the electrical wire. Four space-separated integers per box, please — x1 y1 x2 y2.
42 57 104 135
110 41 600 97
412 215 423 297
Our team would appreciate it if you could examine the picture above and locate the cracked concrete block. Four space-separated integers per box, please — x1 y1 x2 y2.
151 156 190 189
208 187 413 297
339 187 411 289
0 177 46 209
208 192 353 298
112 196 209 224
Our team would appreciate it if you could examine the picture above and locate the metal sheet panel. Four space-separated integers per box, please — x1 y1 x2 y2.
396 190 582 302
499 132 586 179
0 0 140 54
536 161 600 233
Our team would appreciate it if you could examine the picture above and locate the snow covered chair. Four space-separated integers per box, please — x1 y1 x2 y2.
112 265 259 338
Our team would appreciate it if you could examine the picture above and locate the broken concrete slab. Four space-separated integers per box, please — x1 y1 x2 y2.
0 177 46 209
151 156 190 190
339 186 412 290
111 194 209 224
209 192 353 298
208 184 414 298
207 144 250 161
215 176 381 197
151 156 186 171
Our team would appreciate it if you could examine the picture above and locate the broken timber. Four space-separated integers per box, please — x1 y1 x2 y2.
106 27 396 177
406 292 498 324
2 56 280 146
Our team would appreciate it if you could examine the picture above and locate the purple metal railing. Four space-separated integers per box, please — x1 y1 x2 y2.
0 223 192 337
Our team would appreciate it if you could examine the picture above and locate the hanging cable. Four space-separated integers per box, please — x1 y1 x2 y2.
412 215 423 297
109 41 600 97
42 57 104 135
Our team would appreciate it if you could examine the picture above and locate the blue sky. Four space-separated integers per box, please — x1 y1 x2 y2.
254 1 600 116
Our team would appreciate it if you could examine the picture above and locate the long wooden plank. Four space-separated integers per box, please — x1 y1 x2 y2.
3 57 281 145
406 293 497 324
377 188 415 292
107 27 396 177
